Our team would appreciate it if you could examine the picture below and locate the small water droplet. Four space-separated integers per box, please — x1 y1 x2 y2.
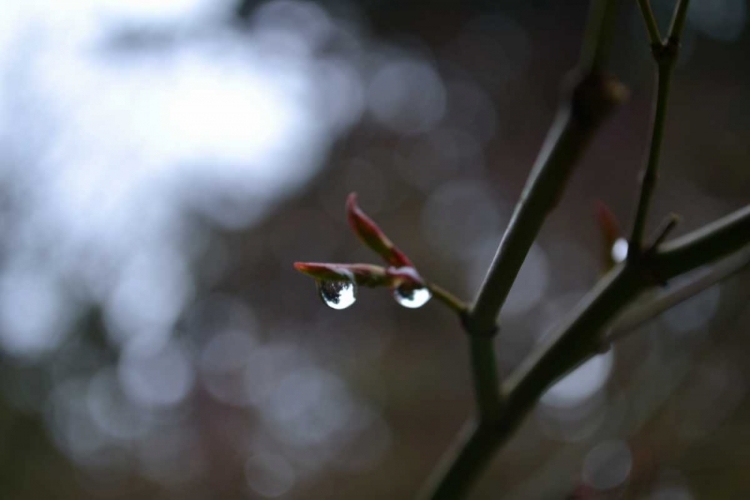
611 238 628 264
393 286 431 309
318 280 357 310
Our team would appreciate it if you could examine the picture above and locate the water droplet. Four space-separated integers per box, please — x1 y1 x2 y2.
317 280 357 310
393 286 431 308
611 238 628 264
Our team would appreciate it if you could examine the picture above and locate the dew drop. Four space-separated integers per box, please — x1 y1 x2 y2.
393 286 431 309
611 238 628 264
317 280 357 310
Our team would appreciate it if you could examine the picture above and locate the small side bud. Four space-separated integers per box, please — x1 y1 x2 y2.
346 193 413 267
595 201 624 270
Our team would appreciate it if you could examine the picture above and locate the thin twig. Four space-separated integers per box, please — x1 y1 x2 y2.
427 282 470 315
628 46 678 253
629 0 691 253
507 206 750 406
604 244 750 346
668 0 691 41
636 0 662 45
580 0 620 71
467 0 626 337
652 204 750 278
646 213 680 250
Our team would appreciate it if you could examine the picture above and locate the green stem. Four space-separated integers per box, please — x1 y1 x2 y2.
654 204 750 279
467 0 626 336
668 0 691 41
467 62 626 336
629 49 676 253
469 335 503 421
606 242 750 345
428 282 470 315
419 420 509 500
629 0 690 253
636 0 662 45
579 0 620 72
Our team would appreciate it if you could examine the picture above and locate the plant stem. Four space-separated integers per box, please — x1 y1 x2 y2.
422 207 750 499
605 243 750 345
636 0 662 45
579 0 620 72
653 204 750 279
428 282 470 314
629 0 690 253
469 335 503 421
467 1 626 336
419 2 748 499
504 207 750 444
668 0 691 41
628 52 675 253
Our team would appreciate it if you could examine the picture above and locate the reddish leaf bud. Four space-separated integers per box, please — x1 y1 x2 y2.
595 201 626 270
346 193 413 267
294 262 390 287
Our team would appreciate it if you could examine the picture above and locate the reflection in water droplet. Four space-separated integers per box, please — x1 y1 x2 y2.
317 280 357 310
393 286 431 308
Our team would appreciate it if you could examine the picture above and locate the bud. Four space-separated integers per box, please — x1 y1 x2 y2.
346 193 413 267
294 262 390 287
595 201 624 270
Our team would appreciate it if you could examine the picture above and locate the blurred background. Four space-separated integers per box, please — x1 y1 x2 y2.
0 0 748 498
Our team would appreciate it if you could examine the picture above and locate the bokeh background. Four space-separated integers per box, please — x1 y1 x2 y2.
0 0 749 498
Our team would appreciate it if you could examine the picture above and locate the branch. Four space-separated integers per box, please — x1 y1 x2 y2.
428 205 750 499
668 0 691 42
506 206 750 439
628 0 690 252
427 282 470 315
467 0 627 336
605 243 750 345
653 204 750 279
421 2 626 498
421 2 745 498
636 0 662 45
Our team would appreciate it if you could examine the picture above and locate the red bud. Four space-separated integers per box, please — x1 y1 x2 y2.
294 262 390 287
594 201 624 270
347 193 413 267
294 262 427 290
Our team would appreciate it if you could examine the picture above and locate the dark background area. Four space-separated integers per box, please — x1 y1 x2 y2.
0 0 748 498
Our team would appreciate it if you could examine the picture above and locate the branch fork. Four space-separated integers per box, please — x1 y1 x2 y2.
293 1 750 498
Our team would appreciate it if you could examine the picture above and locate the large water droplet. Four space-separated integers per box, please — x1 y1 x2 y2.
318 280 357 310
393 286 431 309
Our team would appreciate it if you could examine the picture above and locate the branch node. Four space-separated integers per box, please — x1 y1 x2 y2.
651 38 680 68
566 70 629 128
461 312 499 338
